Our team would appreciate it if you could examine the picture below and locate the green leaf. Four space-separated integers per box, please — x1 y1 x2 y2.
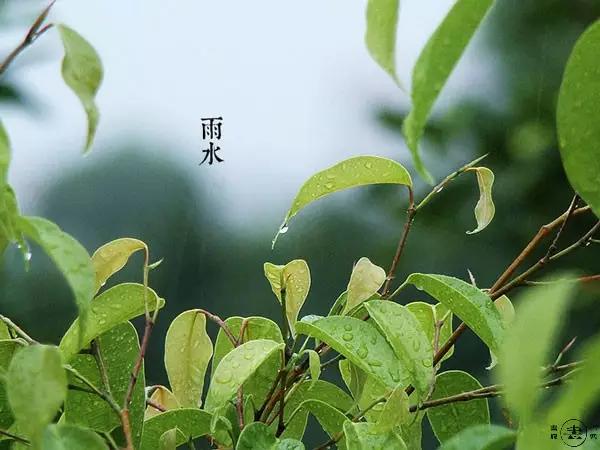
296 316 408 388
466 167 495 234
59 283 165 361
487 295 514 370
0 121 10 186
406 301 454 362
344 421 407 450
365 0 400 84
6 345 67 443
427 370 490 443
211 316 283 407
145 386 180 419
18 216 95 339
0 186 26 259
42 424 108 450
436 424 516 450
205 339 284 412
402 0 494 183
158 428 185 450
274 156 412 245
237 422 305 450
497 281 574 423
57 25 103 152
140 409 212 450
264 260 311 336
557 19 600 218
165 309 213 407
403 274 504 354
345 258 386 314
0 340 20 428
65 322 145 447
365 300 434 397
307 349 321 381
278 380 354 440
375 384 409 432
91 238 147 292
288 399 348 449
339 359 386 422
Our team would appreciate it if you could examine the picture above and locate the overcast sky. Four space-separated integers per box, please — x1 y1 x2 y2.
1 0 492 227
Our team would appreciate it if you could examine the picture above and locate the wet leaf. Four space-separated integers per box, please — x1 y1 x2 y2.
19 216 95 339
339 359 386 422
288 399 349 449
487 295 514 370
365 300 434 397
91 238 147 292
42 424 108 450
403 274 504 354
427 370 490 443
58 25 103 152
365 0 400 84
402 0 493 183
557 19 600 218
145 386 180 420
0 121 10 186
158 428 185 450
7 345 67 443
264 260 311 336
59 283 165 361
375 384 410 432
0 340 20 428
165 309 212 407
65 322 145 447
140 409 212 450
274 156 411 245
237 422 305 450
306 349 321 381
406 301 454 362
296 316 408 389
205 339 284 412
437 424 516 450
0 186 26 259
497 281 574 423
466 167 495 234
345 258 386 314
278 380 354 440
344 421 407 450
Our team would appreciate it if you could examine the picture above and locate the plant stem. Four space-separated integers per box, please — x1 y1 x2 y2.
197 309 237 345
0 428 29 445
0 315 37 344
65 365 121 417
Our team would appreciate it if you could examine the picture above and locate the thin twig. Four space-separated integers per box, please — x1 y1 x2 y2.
146 398 167 413
0 428 30 445
541 195 579 263
0 315 37 344
197 309 237 345
65 365 121 417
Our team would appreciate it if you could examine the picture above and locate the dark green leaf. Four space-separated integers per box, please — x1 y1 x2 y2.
237 422 305 450
42 424 108 450
140 409 212 450
0 340 20 428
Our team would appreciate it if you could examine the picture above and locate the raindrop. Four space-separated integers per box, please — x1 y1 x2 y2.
368 359 382 367
216 371 232 384
357 346 369 359
279 224 289 234
343 324 352 331
342 333 353 342
435 186 444 194
324 183 335 190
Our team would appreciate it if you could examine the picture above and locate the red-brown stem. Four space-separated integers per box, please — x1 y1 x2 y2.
198 309 237 345
146 398 167 413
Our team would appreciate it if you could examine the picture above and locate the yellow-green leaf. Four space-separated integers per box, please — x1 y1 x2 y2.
437 424 516 450
402 0 494 183
365 0 400 84
0 121 10 186
140 409 212 450
406 301 454 363
344 421 407 450
466 167 495 234
557 19 600 218
42 424 108 450
58 25 103 152
274 156 412 245
158 428 185 450
374 384 410 433
263 260 311 336
344 258 386 314
165 310 213 408
487 295 514 370
59 283 165 361
91 238 147 292
306 349 320 381
145 386 180 419
287 399 349 450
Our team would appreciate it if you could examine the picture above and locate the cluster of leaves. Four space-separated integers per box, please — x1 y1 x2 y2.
1 0 600 449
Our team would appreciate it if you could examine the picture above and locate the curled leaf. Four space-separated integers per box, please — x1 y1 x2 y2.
91 238 147 292
345 257 386 314
466 167 495 234
365 0 400 84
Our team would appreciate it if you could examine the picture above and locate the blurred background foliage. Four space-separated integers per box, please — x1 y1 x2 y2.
1 0 600 448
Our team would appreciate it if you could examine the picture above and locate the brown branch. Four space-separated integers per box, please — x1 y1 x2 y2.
0 428 29 445
0 1 56 78
197 309 237 345
146 398 167 413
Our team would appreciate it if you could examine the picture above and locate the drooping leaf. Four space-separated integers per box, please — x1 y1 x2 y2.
296 316 408 389
42 424 108 450
165 309 213 407
0 186 26 259
427 370 490 443
6 345 67 443
402 0 494 183
466 167 495 234
278 380 355 440
344 421 407 450
274 156 412 245
140 409 212 450
145 386 180 420
365 300 434 397
57 25 103 152
374 384 409 432
365 0 400 84
18 216 95 339
65 322 145 447
0 121 10 186
557 19 600 218
0 340 20 428
406 301 454 362
237 422 305 450
263 260 311 336
205 339 284 412
345 258 386 314
403 274 504 354
91 238 147 292
287 399 349 449
158 428 185 450
59 283 165 361
211 316 283 407
498 281 574 423
487 295 514 370
436 424 516 450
